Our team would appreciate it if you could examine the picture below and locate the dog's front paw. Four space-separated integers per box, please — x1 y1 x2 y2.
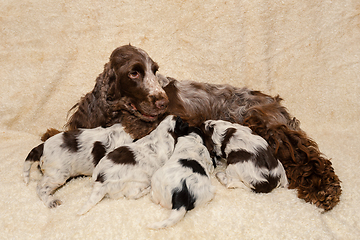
215 172 228 186
48 199 62 208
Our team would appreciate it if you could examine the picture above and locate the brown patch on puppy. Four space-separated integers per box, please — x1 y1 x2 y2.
92 141 106 166
252 176 279 193
25 143 44 162
96 173 106 183
107 146 136 165
220 127 237 158
227 150 254 165
61 130 82 152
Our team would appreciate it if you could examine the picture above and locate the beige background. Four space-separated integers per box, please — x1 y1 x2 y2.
1 0 359 239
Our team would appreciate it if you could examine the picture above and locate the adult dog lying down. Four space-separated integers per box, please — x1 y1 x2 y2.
44 44 341 211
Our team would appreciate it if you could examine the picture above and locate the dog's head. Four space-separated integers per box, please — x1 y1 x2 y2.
107 45 169 122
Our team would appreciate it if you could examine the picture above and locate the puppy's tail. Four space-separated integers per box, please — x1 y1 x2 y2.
149 207 187 229
77 181 107 215
23 143 44 184
150 180 194 229
273 160 288 188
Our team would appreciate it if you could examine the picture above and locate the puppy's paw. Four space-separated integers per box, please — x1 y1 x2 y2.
215 172 228 186
48 199 62 208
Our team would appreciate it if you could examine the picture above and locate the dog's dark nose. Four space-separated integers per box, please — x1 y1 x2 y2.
155 98 169 110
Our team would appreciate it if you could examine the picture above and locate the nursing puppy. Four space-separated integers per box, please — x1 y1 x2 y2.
150 128 215 229
23 123 133 208
77 115 188 215
202 120 288 193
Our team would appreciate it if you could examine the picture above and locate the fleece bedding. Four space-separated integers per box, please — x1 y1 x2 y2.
1 0 359 239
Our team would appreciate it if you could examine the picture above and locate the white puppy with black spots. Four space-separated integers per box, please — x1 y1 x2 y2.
77 115 189 215
23 124 134 208
149 127 216 229
202 120 288 193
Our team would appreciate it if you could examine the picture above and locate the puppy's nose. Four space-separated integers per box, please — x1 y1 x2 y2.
155 98 169 110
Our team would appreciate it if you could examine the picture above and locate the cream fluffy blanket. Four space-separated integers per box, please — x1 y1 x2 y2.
1 0 359 239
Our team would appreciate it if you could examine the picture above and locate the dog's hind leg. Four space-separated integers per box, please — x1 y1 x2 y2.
77 182 107 215
216 171 252 191
36 176 64 208
23 161 35 185
24 143 44 184
124 182 151 200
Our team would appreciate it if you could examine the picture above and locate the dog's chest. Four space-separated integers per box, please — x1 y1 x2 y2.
118 111 161 139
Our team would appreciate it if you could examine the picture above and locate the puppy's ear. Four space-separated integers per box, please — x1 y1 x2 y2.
199 122 216 158
188 126 204 139
156 73 170 87
174 116 189 136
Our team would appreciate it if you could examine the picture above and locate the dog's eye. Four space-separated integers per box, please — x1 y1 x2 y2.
129 71 140 79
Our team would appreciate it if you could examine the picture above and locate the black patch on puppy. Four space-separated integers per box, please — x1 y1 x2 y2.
107 146 136 165
172 180 195 211
220 127 237 158
255 147 278 169
168 116 189 145
200 123 216 158
61 130 81 152
252 175 279 193
96 172 106 183
188 126 205 143
179 159 207 177
227 150 253 165
92 141 106 166
173 116 189 137
25 143 44 162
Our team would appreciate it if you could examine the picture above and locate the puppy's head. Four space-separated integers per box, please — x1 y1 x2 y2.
174 116 190 137
200 121 216 158
108 45 169 122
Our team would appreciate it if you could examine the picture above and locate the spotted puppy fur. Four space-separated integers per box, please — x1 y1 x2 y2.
77 115 188 215
150 128 216 229
23 124 133 208
202 120 288 193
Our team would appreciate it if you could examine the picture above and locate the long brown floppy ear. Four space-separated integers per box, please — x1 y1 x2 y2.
65 62 116 130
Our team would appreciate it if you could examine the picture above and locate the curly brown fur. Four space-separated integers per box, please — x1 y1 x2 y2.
241 101 341 211
44 45 341 211
41 128 62 141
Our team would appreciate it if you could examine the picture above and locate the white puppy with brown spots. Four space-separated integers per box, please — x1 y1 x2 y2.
23 124 133 208
77 115 189 215
149 128 216 229
201 120 288 193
